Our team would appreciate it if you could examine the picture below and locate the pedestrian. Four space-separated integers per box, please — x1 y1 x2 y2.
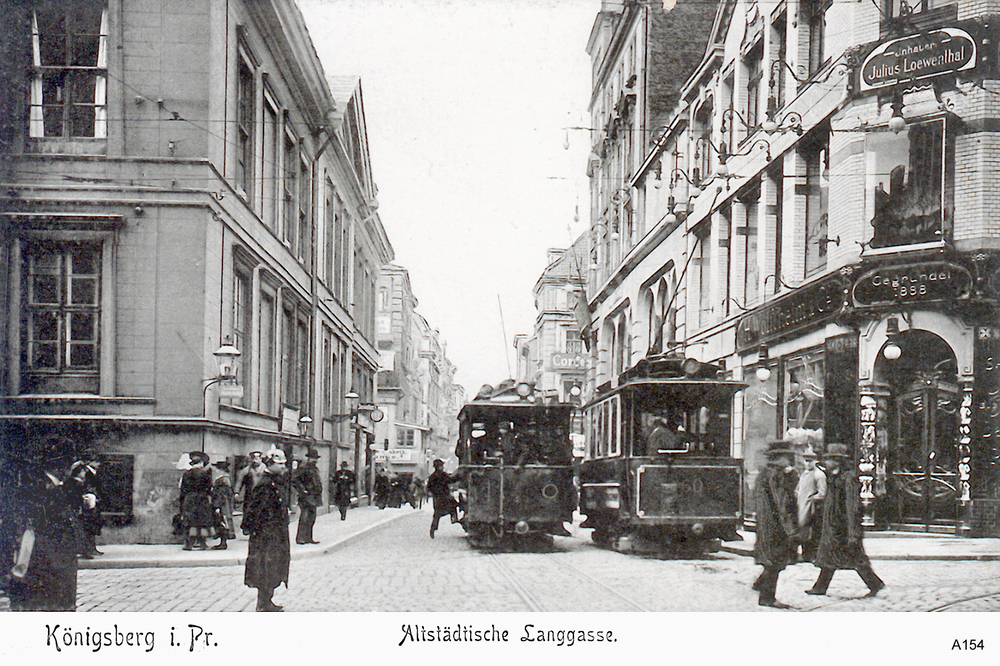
752 440 799 609
7 460 81 611
64 460 102 559
292 447 323 544
242 447 290 612
796 446 826 562
332 461 357 521
235 451 266 502
426 459 460 539
373 467 389 509
210 460 235 550
805 443 885 598
412 476 426 509
179 451 215 551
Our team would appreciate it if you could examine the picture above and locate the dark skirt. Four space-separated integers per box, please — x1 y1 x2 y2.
244 525 290 591
181 491 216 530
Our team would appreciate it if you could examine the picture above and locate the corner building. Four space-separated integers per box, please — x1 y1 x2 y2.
0 1 392 542
584 0 1000 536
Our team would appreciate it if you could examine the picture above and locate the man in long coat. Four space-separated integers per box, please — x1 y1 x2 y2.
332 461 357 521
179 451 215 550
427 459 460 539
752 440 799 608
805 443 885 597
292 447 323 544
243 448 290 612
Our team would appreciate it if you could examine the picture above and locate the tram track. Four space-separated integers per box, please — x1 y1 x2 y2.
486 548 651 612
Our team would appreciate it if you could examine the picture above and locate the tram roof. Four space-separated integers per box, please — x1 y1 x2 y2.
585 377 747 407
458 399 575 419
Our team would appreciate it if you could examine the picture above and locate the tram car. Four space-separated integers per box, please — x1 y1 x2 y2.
579 354 746 553
455 380 577 548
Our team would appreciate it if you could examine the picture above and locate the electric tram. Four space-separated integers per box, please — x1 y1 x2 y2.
579 354 746 553
455 380 577 549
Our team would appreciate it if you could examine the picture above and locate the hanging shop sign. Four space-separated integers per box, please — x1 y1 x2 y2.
852 261 972 307
860 28 978 92
736 272 850 351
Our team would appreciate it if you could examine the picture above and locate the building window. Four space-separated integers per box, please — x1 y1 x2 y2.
297 154 310 266
282 130 298 253
566 330 584 354
802 127 830 276
281 306 309 410
694 225 712 328
29 1 108 139
236 52 255 202
745 45 763 135
21 241 101 394
397 428 415 447
259 291 276 415
803 0 831 75
768 166 783 294
783 353 825 437
232 266 251 404
738 180 760 308
324 180 336 289
867 118 953 250
262 91 281 232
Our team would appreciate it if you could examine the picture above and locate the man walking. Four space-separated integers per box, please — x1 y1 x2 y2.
426 459 459 539
752 440 799 608
796 446 826 562
805 443 885 598
332 461 357 521
292 447 323 543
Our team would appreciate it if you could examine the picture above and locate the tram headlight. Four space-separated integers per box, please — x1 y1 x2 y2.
516 382 533 397
514 521 530 535
691 522 705 536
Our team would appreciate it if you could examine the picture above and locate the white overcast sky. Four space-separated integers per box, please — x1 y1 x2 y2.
298 0 599 394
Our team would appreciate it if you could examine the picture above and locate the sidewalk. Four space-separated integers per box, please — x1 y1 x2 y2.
78 504 422 570
720 530 1000 561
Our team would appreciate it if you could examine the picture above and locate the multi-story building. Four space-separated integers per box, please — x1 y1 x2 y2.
584 0 1000 536
515 238 590 405
375 264 462 481
0 0 392 542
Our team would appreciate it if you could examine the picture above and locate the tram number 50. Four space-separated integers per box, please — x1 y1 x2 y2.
679 478 705 496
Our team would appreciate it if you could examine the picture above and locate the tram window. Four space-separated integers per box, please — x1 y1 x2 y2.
638 409 687 455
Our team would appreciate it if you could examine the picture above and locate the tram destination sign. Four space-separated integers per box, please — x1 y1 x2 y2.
736 272 849 351
852 261 972 307
860 28 977 92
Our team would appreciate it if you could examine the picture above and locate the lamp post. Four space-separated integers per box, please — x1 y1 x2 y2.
329 391 384 503
201 338 242 453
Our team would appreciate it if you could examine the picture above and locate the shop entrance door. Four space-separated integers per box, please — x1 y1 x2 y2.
892 381 959 529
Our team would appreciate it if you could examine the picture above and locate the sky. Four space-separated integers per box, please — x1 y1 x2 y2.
298 0 600 394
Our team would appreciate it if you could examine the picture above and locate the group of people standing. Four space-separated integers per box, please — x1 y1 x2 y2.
753 440 884 608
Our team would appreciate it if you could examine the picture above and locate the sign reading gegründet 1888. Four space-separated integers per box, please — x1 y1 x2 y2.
852 261 972 307
860 28 977 92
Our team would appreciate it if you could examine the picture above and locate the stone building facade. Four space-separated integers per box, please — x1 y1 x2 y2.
583 0 1000 536
0 0 392 542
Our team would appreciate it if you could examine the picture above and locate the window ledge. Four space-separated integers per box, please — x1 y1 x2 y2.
4 394 155 404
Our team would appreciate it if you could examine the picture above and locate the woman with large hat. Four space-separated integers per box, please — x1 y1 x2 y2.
752 440 799 608
805 443 885 597
179 451 215 551
242 446 291 611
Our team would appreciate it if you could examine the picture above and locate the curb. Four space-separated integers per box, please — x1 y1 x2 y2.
78 511 413 570
717 543 1000 561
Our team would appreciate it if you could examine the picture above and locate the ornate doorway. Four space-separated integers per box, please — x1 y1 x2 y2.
882 330 959 530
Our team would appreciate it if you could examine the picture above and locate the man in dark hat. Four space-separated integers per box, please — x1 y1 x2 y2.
752 440 799 608
292 447 323 544
179 451 215 550
332 461 357 521
805 443 885 597
426 459 460 539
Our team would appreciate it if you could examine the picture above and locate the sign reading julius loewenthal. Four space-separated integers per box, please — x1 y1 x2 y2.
860 28 977 91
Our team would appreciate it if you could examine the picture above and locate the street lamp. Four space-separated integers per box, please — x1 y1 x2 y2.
202 337 242 452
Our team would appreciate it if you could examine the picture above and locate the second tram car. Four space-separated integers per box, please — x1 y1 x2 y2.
455 380 577 549
579 355 746 553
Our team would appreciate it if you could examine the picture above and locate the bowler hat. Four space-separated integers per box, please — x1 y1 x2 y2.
763 440 796 457
823 443 852 459
305 447 321 459
433 458 444 468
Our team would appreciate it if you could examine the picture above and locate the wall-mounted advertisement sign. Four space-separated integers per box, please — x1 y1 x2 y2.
550 353 588 371
852 261 972 307
860 28 977 92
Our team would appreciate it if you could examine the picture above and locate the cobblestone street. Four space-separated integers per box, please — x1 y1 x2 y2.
72 509 1000 613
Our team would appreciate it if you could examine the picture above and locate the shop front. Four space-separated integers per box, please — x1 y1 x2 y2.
736 252 1000 536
